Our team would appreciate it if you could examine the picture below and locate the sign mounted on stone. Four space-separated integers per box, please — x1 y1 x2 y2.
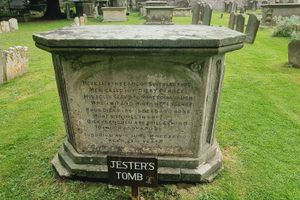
33 25 245 183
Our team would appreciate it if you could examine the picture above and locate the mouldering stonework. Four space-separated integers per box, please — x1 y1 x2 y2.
33 25 245 182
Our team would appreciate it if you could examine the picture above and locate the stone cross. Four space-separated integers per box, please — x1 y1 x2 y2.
202 3 212 25
235 14 245 33
245 14 260 43
74 17 80 26
8 18 18 31
0 21 10 33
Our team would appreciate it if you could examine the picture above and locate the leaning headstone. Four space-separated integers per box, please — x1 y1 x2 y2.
245 14 260 43
235 14 245 33
192 2 201 24
228 13 236 29
8 18 18 31
202 3 212 25
288 40 300 68
79 16 85 25
74 17 80 26
83 13 88 24
33 25 245 183
0 21 10 33
0 46 29 82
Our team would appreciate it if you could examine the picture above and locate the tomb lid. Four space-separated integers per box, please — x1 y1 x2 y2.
33 25 245 49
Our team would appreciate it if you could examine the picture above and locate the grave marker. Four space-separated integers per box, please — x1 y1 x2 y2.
245 14 260 43
8 18 18 31
235 14 245 33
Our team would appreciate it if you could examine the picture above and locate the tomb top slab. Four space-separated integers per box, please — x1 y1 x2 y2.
33 25 245 49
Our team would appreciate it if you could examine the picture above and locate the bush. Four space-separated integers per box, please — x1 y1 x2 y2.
273 15 300 37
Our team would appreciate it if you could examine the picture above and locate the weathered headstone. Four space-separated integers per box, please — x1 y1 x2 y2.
245 14 260 43
192 2 201 24
8 18 18 31
79 16 85 25
288 40 300 68
202 3 212 25
0 21 10 33
33 25 245 183
74 17 80 26
0 46 29 82
235 14 245 33
101 7 127 22
228 12 236 29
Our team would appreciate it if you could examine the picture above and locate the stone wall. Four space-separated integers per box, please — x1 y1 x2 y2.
0 46 29 84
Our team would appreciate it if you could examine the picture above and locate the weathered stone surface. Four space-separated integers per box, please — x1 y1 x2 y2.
145 6 175 25
192 2 201 24
33 25 245 182
0 46 29 82
245 14 260 43
173 8 191 17
8 18 18 31
235 14 245 33
0 21 10 33
288 40 300 68
101 7 127 22
79 16 85 25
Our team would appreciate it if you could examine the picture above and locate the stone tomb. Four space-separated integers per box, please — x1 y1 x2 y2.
173 8 191 17
0 46 29 84
101 7 127 22
33 25 245 182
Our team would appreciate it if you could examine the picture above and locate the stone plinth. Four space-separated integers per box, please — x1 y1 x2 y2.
288 40 300 68
33 25 245 183
101 7 127 22
173 8 191 16
261 3 300 25
145 6 175 25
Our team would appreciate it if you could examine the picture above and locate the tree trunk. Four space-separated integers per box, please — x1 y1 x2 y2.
44 0 62 19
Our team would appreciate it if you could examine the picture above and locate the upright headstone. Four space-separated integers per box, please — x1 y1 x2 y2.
74 17 80 26
0 21 10 33
192 3 201 24
202 3 212 26
245 14 260 43
235 14 245 33
228 13 236 29
288 40 300 68
83 14 88 24
8 18 18 31
79 16 85 25
0 46 29 82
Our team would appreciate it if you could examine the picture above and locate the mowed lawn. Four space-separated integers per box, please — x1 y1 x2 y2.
0 12 299 200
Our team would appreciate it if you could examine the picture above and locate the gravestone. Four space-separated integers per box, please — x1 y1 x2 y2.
202 3 212 25
79 16 85 25
0 21 10 33
228 13 236 29
288 40 300 68
144 6 175 25
33 25 245 182
245 14 260 43
0 46 29 83
101 7 127 22
192 2 201 24
8 18 18 31
235 14 245 33
230 2 237 13
83 14 88 23
74 17 80 26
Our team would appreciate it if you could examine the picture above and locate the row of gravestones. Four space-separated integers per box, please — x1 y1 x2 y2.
0 18 18 33
192 2 213 25
73 14 88 26
228 13 260 44
0 46 29 84
224 0 258 14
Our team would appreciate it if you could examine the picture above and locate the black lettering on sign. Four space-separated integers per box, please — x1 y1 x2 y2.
107 156 158 187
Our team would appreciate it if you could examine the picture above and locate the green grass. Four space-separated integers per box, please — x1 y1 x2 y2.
0 12 300 200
